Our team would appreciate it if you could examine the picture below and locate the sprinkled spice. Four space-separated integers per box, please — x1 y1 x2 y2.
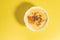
28 12 43 26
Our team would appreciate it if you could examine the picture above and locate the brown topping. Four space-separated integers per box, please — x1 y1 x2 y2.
36 23 41 26
35 17 38 20
28 16 35 23
34 12 36 15
39 17 42 22
28 12 44 26
39 15 41 17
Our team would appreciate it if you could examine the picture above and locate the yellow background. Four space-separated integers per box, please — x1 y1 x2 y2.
0 0 60 40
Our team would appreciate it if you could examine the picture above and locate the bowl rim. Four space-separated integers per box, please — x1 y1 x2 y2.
24 6 49 32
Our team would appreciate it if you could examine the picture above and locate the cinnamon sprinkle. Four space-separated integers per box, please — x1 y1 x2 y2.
28 12 43 26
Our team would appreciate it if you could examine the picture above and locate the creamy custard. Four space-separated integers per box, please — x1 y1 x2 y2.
27 8 47 30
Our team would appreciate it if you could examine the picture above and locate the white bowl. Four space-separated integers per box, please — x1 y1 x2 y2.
24 6 49 32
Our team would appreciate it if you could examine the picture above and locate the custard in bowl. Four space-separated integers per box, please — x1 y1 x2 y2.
24 6 48 32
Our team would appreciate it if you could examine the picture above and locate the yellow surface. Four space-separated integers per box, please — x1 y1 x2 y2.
0 0 60 40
